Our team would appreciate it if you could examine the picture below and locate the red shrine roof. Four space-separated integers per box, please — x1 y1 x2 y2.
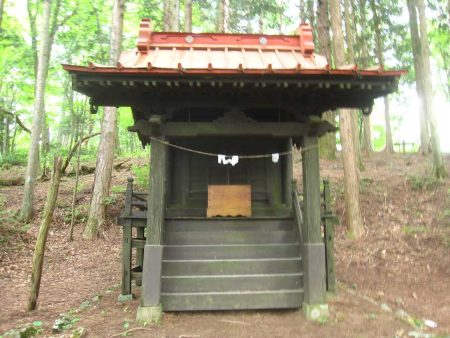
63 18 404 77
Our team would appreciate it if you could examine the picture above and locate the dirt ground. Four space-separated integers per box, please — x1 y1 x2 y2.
0 153 449 338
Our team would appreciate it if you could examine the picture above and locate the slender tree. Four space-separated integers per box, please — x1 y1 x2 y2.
407 0 447 178
358 0 373 155
27 157 62 311
370 0 394 153
218 0 229 33
20 0 52 222
299 0 306 22
84 0 125 239
317 0 336 159
417 0 446 178
344 0 364 170
0 0 5 31
407 0 429 154
184 0 192 32
330 0 364 238
164 0 179 31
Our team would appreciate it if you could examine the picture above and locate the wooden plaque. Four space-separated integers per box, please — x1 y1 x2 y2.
207 185 252 217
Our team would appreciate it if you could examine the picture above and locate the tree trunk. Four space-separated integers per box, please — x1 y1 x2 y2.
330 0 364 238
344 0 364 170
299 0 305 22
343 0 355 64
84 0 125 239
164 0 179 31
2 115 9 155
358 0 373 155
317 0 336 159
218 0 229 33
407 0 429 155
27 0 38 79
370 0 394 153
0 0 5 31
20 0 52 222
184 0 192 32
307 0 315 27
27 156 62 311
68 134 83 241
416 0 447 177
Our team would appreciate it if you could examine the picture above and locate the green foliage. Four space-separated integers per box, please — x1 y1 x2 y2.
104 195 118 206
402 226 426 235
2 321 43 338
132 164 150 189
111 185 126 194
0 148 28 167
63 204 88 224
407 175 441 191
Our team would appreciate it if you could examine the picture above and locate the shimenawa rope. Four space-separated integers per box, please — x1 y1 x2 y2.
148 136 317 159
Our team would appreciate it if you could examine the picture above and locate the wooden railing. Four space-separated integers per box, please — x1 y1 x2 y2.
292 179 336 293
118 178 147 297
292 180 304 247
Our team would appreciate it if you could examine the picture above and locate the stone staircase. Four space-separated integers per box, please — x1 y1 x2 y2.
160 218 304 311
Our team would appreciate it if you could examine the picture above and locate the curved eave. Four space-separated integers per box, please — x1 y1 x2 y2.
62 64 406 78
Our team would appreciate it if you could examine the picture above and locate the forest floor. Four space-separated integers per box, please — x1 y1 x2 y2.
0 152 449 338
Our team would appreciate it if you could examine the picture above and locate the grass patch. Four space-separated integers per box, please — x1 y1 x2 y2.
402 226 426 235
131 164 149 190
407 175 441 191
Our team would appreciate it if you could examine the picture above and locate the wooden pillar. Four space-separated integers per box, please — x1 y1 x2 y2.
120 177 133 298
141 136 167 308
301 136 328 318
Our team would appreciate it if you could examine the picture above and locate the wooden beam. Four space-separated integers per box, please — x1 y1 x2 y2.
129 121 336 138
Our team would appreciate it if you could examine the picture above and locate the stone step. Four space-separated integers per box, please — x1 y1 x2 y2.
162 257 302 276
164 218 294 232
161 289 304 311
163 243 300 260
162 273 303 292
164 230 297 245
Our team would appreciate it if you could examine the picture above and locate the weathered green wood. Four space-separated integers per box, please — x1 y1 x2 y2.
130 121 335 138
162 257 302 276
292 181 304 245
121 177 133 296
146 137 167 244
161 289 304 311
301 136 326 305
165 218 293 232
323 180 336 293
301 136 322 243
162 273 303 293
121 225 132 295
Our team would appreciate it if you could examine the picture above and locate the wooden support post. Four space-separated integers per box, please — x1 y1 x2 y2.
301 136 328 320
323 180 336 293
146 137 167 246
284 138 293 209
137 136 167 324
119 177 133 301
302 136 322 243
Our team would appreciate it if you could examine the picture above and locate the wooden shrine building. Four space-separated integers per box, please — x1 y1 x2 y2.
64 19 403 322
